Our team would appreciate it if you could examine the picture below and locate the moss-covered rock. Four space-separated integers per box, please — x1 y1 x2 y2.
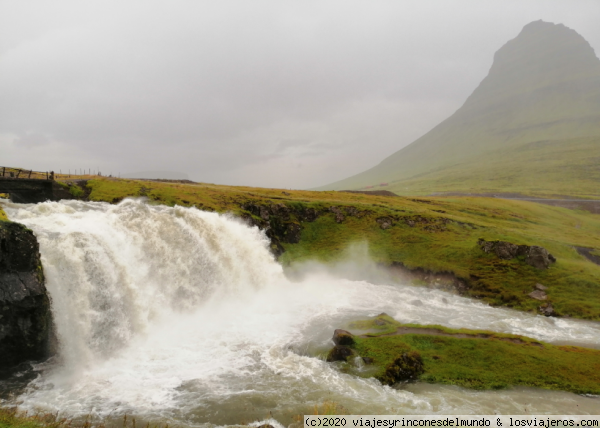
378 351 424 385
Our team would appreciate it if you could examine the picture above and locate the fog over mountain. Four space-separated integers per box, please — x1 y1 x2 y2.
1 1 599 189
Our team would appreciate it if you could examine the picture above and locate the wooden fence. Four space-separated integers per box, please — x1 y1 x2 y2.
0 167 54 180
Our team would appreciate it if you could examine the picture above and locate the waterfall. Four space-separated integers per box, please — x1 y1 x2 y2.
4 199 283 367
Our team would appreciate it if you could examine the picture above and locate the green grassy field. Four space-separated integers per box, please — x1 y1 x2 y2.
337 314 600 394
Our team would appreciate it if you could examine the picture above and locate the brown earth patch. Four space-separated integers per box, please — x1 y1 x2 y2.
575 246 600 266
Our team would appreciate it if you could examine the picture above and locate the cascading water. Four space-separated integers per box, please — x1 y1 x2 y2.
1 199 599 425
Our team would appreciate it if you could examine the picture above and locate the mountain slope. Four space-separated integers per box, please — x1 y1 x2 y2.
318 21 600 197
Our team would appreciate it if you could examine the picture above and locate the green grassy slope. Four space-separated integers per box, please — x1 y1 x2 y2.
82 178 600 319
317 21 600 197
386 136 600 197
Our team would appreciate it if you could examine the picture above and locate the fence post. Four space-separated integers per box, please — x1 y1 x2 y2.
16 169 21 178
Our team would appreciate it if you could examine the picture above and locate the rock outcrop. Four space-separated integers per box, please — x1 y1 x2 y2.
240 202 320 256
478 239 556 269
0 221 52 370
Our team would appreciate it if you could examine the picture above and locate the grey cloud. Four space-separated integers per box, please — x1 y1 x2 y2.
0 0 599 188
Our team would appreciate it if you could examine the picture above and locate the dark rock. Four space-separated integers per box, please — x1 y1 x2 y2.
526 246 555 269
495 241 521 259
362 357 374 365
376 217 393 230
345 206 358 216
303 208 318 222
257 425 274 428
240 202 308 257
259 205 270 221
284 223 301 244
332 329 354 346
478 239 556 269
326 345 354 362
270 203 290 221
539 303 556 317
378 351 424 385
329 206 345 223
0 222 52 370
528 290 547 300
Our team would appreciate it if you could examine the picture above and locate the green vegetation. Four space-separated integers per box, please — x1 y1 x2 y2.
0 408 174 428
68 185 84 198
383 136 600 198
338 314 600 394
79 177 600 320
0 206 8 222
0 408 71 428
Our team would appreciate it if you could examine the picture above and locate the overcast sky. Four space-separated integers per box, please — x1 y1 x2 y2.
1 1 599 188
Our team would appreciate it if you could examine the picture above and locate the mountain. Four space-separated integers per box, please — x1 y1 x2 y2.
318 21 600 197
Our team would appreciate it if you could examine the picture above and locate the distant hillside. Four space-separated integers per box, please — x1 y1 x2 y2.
318 21 600 198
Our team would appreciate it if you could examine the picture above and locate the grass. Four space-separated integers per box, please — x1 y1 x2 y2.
383 136 600 198
0 206 7 222
341 314 600 394
61 177 600 320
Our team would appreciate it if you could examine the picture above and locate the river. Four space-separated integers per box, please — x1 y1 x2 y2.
1 199 599 426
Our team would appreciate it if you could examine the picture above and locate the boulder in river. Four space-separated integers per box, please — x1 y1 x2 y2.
332 329 355 346
326 345 354 362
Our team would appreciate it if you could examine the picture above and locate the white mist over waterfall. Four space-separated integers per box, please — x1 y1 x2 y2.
2 199 599 424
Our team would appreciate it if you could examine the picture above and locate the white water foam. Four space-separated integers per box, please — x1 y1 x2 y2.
2 199 599 424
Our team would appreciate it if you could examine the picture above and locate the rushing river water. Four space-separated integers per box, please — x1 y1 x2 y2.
1 199 599 425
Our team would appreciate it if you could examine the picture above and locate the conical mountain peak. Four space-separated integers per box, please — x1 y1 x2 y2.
464 20 600 112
